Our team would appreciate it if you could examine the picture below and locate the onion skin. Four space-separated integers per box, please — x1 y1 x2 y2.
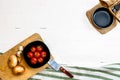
12 65 25 75
8 55 18 68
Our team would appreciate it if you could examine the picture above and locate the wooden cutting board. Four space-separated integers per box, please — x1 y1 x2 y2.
0 33 53 80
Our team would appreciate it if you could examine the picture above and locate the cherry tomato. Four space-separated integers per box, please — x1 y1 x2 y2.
31 46 36 52
37 45 43 52
27 52 33 58
30 57 37 64
41 51 47 58
38 57 44 63
34 51 41 58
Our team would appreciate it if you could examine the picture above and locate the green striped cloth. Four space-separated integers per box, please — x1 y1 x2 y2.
0 53 120 80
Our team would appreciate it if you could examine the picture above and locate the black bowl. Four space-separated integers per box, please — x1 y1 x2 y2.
23 41 50 68
92 7 114 28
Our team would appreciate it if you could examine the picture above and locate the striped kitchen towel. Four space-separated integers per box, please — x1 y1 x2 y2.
28 63 120 80
0 53 120 80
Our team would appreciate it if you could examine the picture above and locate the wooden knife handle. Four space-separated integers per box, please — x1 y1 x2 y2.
60 67 73 78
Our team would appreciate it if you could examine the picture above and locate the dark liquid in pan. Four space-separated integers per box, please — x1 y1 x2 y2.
92 8 114 28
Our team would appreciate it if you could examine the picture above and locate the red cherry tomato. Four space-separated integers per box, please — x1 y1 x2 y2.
41 51 47 58
37 45 43 52
27 52 33 58
31 46 36 52
34 51 41 58
30 57 37 64
38 57 44 63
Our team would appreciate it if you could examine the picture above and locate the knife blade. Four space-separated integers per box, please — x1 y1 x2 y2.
48 59 74 78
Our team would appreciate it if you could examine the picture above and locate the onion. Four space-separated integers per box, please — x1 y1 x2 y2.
12 65 25 75
8 54 18 68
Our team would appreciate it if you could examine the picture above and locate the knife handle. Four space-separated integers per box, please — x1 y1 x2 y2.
60 67 73 78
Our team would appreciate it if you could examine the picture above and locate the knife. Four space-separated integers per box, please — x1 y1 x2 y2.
48 59 74 78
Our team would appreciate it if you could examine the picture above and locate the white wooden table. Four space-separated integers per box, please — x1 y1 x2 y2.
0 0 120 68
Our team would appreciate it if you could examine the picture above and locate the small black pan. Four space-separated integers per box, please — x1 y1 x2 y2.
92 7 114 28
23 41 50 68
22 40 74 78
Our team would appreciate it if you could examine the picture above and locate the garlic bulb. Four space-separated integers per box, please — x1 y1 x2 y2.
16 51 22 57
18 46 24 51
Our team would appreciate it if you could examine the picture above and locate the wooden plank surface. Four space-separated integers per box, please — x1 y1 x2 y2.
0 33 53 80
